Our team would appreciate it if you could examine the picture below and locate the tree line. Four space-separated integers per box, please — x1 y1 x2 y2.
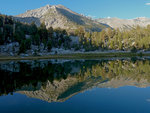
0 59 150 96
0 14 71 53
1 14 150 53
76 26 150 52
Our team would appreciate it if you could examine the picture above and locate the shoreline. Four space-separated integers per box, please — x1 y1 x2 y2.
0 52 150 61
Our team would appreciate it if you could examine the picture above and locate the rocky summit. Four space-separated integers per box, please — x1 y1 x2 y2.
15 4 108 32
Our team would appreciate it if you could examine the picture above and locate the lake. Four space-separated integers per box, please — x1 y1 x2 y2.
0 58 150 113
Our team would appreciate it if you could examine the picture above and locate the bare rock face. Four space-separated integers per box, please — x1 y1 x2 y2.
96 17 150 30
17 75 150 103
18 77 79 103
98 77 150 88
15 4 108 32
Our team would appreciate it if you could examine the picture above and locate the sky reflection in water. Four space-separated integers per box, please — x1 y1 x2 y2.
0 59 150 113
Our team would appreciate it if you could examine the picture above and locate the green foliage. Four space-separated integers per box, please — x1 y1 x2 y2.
1 59 150 96
19 40 26 54
47 40 52 51
131 46 137 53
30 22 38 34
79 26 150 51
32 34 40 46
19 39 31 54
14 29 26 43
25 39 32 50
0 16 3 27
38 23 48 42
48 27 53 39
1 14 150 52
75 27 85 37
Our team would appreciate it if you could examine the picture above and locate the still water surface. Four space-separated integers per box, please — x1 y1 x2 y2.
0 58 150 113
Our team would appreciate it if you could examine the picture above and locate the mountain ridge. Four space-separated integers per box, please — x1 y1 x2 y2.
5 4 150 31
15 4 108 32
96 17 150 30
17 76 150 103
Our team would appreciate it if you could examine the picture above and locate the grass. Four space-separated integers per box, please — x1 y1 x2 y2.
0 52 150 61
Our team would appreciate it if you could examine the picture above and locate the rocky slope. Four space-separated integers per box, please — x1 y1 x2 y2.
96 17 150 30
13 5 150 31
17 76 106 103
17 76 150 103
15 4 108 32
1 59 150 103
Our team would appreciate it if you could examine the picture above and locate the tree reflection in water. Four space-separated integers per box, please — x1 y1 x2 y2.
0 58 150 102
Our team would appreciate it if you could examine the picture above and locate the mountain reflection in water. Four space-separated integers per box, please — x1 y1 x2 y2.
0 58 150 103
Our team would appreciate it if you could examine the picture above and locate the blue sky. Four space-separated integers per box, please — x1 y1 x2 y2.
0 0 150 19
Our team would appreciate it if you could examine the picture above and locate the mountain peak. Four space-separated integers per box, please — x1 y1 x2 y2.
45 4 51 8
15 5 109 31
43 4 65 10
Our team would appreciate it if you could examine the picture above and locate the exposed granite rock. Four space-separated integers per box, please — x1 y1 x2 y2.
17 76 150 103
15 4 108 32
96 17 150 30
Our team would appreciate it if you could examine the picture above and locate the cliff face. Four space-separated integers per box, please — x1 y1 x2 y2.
15 5 108 32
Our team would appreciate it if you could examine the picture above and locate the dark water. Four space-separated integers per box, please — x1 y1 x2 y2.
1 58 150 113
